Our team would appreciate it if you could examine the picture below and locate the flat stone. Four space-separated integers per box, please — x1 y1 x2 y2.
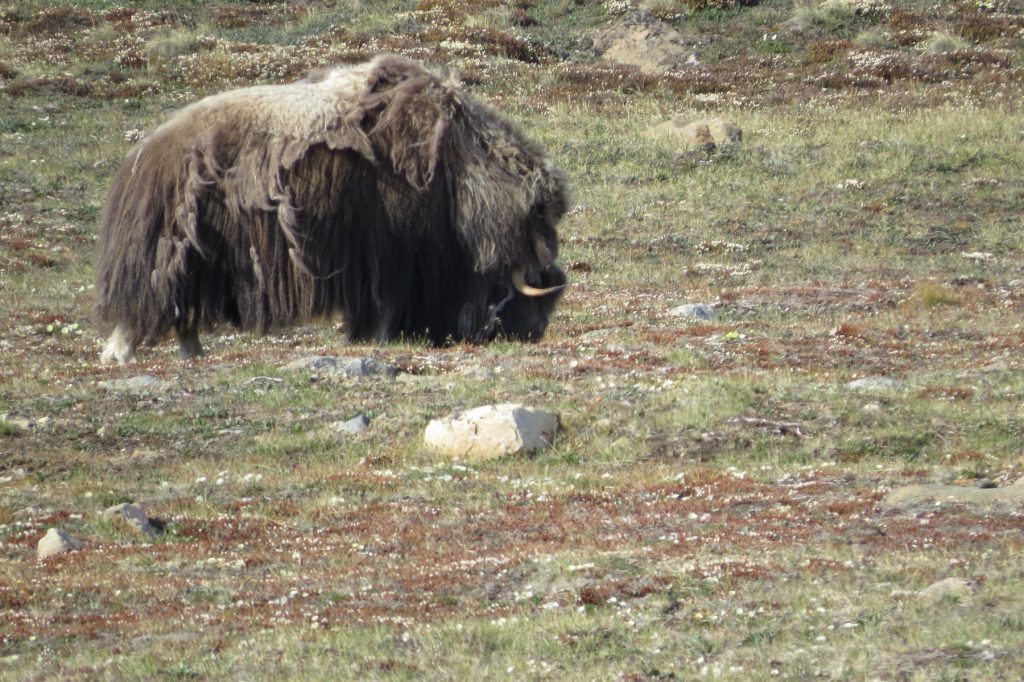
669 303 715 320
282 356 397 378
103 503 156 536
918 577 979 602
882 483 1024 512
98 374 171 392
846 376 899 391
424 404 559 462
331 414 370 435
37 528 83 560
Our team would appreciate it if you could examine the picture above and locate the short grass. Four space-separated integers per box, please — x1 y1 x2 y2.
2 0 1024 679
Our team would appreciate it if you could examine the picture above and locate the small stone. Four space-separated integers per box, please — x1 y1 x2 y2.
37 528 83 560
669 303 715 320
98 375 170 392
424 404 558 462
1013 477 1024 488
918 577 979 602
846 376 899 391
103 503 156 536
331 414 370 435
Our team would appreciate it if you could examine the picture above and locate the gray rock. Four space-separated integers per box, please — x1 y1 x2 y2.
37 528 83 560
98 375 171 392
282 356 397 378
882 483 1024 512
424 404 559 462
669 303 715 320
331 414 370 435
846 376 899 391
103 503 156 536
918 577 979 602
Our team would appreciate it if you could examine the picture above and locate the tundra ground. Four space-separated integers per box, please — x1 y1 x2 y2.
2 1 1023 679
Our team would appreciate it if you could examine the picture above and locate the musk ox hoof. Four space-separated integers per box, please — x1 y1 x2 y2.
177 331 204 360
100 326 137 365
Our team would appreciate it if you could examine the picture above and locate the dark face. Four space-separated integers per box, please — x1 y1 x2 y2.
491 263 566 341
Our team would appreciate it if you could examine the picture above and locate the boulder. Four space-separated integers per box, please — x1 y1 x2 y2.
424 404 558 462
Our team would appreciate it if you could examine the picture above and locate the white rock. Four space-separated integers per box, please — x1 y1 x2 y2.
37 528 83 560
103 503 156 536
424 404 558 462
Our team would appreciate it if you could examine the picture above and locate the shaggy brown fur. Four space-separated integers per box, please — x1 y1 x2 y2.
94 55 568 362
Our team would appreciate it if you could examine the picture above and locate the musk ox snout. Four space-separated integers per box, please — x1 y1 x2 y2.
493 264 567 342
93 55 568 362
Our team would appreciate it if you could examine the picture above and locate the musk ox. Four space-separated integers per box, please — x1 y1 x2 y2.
95 54 568 364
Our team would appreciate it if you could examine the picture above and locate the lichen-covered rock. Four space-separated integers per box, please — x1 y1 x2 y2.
424 404 558 462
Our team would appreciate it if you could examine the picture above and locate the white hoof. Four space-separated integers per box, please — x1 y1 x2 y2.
100 326 136 365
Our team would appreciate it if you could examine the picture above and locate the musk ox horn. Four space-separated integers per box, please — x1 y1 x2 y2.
512 269 565 298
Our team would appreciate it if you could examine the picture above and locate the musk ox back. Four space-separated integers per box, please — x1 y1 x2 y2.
95 54 568 364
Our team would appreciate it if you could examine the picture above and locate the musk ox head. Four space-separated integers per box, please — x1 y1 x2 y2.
94 54 569 363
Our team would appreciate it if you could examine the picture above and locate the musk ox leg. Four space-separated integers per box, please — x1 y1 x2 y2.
100 325 137 365
176 327 204 360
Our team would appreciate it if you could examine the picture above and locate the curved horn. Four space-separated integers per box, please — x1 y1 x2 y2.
512 269 565 297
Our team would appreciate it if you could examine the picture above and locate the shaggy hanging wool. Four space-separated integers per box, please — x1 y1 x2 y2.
95 54 568 363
